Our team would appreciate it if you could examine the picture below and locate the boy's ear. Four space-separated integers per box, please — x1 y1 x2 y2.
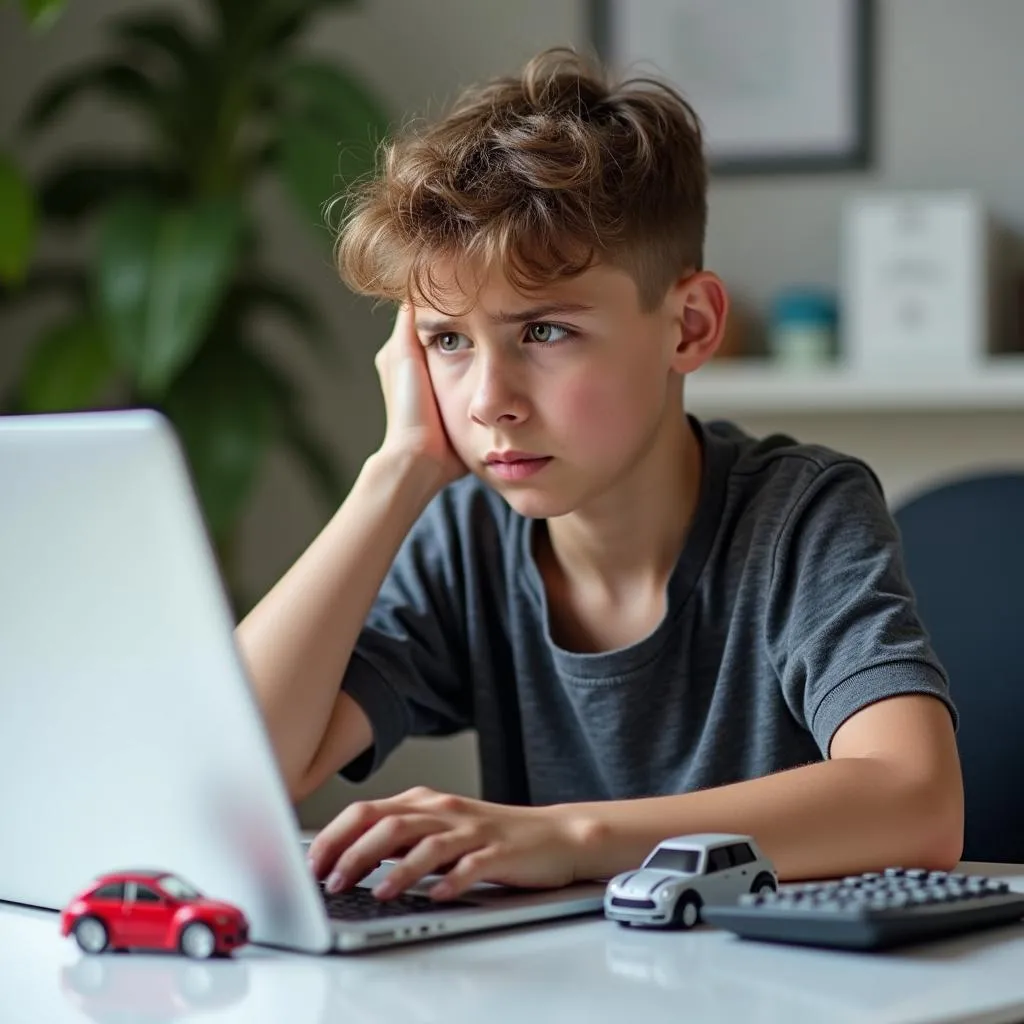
666 271 730 374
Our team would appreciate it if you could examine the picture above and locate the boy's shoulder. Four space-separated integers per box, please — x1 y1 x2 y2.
706 418 875 479
705 418 884 503
701 419 892 560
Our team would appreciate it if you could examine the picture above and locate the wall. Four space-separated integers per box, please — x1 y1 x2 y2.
3 1 1023 826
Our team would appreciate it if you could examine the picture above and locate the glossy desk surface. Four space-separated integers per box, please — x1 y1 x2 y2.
5 862 1024 1024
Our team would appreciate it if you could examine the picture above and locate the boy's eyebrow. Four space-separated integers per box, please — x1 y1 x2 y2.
415 302 595 333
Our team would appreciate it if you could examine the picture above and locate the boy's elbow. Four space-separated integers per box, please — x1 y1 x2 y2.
916 813 964 873
289 771 317 807
903 769 965 871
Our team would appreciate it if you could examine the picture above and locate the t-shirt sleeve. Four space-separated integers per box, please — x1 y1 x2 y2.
765 460 957 757
339 489 474 782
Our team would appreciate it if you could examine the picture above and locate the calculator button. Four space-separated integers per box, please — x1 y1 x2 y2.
816 899 846 912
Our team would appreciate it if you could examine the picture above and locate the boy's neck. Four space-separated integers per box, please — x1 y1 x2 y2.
540 403 703 603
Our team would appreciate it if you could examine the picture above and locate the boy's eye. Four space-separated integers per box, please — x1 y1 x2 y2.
436 332 470 353
526 323 570 344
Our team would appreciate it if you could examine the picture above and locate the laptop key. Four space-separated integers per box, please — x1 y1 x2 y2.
321 885 474 920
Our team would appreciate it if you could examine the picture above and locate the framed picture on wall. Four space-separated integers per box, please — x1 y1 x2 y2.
591 0 874 174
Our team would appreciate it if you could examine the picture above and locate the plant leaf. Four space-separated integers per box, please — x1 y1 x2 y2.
227 274 335 360
210 0 357 53
96 196 245 397
0 153 36 285
20 314 118 412
230 339 348 508
19 0 65 30
279 120 350 241
275 60 390 237
110 12 202 78
161 341 279 543
22 62 166 135
199 335 348 511
37 158 184 223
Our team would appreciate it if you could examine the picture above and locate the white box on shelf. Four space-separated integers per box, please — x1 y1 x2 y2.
842 191 990 372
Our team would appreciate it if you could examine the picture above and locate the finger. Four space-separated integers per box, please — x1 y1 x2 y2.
388 301 421 359
307 795 412 879
429 848 504 901
382 306 429 424
325 814 444 893
375 303 414 375
392 351 422 427
374 831 483 900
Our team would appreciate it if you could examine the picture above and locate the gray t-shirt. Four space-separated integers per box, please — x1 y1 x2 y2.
340 418 956 805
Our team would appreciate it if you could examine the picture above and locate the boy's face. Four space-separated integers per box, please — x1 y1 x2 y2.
413 259 691 520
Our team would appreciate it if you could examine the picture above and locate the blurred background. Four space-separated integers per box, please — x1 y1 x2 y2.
2 0 1023 827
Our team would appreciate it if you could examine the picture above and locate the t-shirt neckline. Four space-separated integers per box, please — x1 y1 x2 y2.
519 416 737 679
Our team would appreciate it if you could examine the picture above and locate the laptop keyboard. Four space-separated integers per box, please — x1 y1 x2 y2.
319 883 474 921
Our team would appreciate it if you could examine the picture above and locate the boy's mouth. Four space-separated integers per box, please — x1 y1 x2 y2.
484 451 553 481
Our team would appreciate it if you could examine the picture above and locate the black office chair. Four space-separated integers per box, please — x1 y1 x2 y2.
894 472 1024 863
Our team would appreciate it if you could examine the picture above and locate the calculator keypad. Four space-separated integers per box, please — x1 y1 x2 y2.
738 870 1011 915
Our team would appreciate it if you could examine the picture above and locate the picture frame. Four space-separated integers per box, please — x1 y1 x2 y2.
591 0 874 175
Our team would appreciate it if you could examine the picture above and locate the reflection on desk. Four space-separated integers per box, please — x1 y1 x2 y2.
2 862 1024 1024
601 920 1024 1022
60 955 249 1023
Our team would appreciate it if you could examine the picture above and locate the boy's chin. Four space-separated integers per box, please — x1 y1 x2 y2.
485 483 581 521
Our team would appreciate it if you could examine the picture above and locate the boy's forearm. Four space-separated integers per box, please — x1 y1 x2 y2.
555 757 964 882
235 450 443 794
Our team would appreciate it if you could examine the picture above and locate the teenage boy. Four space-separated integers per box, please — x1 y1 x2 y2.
237 49 962 902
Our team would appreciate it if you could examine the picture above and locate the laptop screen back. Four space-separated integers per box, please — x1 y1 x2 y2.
0 410 331 952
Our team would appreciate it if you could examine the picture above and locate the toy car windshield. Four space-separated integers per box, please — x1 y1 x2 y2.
642 848 701 873
154 874 202 900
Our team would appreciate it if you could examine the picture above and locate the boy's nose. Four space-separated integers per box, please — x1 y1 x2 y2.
467 357 529 426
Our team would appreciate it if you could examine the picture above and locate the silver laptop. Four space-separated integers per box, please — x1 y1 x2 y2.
0 409 605 953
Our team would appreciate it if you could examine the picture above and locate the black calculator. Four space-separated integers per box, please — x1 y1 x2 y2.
702 868 1024 951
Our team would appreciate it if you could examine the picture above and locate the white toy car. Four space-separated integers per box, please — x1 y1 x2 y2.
604 833 777 929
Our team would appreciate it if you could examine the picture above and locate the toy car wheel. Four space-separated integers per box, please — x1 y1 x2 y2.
672 891 702 930
73 916 110 954
179 922 217 960
751 872 777 895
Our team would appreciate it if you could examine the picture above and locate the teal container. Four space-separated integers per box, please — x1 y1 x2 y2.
769 288 839 366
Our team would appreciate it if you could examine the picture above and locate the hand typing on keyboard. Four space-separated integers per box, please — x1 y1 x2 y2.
318 882 473 921
305 786 585 902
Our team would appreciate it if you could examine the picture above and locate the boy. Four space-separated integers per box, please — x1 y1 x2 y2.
236 49 962 903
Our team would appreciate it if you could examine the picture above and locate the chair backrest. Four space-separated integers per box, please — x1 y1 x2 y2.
894 472 1024 863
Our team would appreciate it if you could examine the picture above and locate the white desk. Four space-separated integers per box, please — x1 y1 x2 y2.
5 863 1024 1024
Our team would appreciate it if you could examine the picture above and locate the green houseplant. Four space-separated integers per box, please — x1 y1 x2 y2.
0 0 389 601
2 0 66 30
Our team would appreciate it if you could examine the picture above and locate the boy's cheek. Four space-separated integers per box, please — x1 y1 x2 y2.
553 386 640 448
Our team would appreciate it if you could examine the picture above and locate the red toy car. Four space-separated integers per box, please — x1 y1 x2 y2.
60 870 249 959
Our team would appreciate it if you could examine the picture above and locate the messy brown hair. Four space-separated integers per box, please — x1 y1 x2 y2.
335 47 706 313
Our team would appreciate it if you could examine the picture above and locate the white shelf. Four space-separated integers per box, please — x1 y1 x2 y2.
685 357 1024 415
